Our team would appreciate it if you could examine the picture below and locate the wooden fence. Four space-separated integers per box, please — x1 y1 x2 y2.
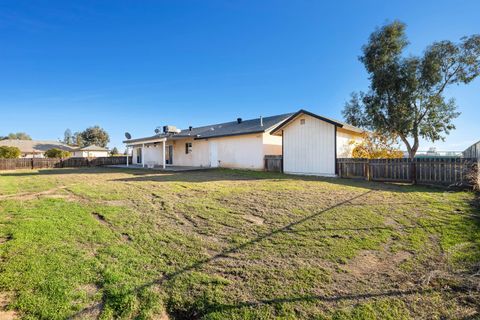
463 140 480 159
0 156 131 171
337 157 479 188
264 155 283 172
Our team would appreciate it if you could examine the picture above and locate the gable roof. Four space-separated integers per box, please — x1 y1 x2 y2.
0 140 74 153
124 113 294 144
270 109 363 135
76 145 109 151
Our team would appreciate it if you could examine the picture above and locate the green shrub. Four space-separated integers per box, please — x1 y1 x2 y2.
44 148 71 158
0 146 21 158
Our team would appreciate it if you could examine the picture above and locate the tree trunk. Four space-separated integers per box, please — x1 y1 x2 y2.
399 134 418 184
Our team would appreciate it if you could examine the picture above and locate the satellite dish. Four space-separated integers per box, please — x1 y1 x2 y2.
125 132 131 140
154 128 161 134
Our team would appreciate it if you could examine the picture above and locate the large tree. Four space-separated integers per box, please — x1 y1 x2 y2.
79 126 110 148
343 21 480 159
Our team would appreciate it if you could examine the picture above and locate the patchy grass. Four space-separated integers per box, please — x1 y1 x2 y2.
0 167 479 319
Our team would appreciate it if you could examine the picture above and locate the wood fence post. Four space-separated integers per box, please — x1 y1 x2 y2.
411 159 417 184
31 158 34 169
365 160 370 181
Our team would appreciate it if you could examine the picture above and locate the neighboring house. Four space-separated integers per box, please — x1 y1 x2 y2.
72 145 109 158
270 109 364 176
123 114 292 169
0 140 73 158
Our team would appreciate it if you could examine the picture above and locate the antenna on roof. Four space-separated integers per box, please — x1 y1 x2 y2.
124 132 131 140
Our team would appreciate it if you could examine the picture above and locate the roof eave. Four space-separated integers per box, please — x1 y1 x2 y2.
270 109 344 135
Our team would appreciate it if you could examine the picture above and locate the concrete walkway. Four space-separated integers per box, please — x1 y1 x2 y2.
106 164 213 172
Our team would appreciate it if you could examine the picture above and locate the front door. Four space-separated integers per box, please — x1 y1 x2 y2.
166 145 173 164
136 148 142 164
210 142 218 167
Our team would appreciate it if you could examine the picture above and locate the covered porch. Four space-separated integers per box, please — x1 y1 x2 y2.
125 136 168 169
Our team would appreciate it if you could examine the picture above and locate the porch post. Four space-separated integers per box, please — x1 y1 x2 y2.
142 144 145 168
126 146 129 167
162 140 166 169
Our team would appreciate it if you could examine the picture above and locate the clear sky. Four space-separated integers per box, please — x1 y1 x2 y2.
1 0 479 151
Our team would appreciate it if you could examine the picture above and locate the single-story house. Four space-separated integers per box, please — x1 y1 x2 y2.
270 109 363 176
0 139 73 158
71 145 109 158
123 110 363 173
123 114 291 169
0 140 110 158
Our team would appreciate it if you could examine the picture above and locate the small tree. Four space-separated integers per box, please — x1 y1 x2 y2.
7 132 32 140
80 126 110 148
63 129 73 145
343 21 480 160
110 147 119 156
45 148 71 158
350 132 404 159
0 146 21 158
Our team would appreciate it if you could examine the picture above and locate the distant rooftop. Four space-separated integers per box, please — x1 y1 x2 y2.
76 145 109 151
0 139 73 153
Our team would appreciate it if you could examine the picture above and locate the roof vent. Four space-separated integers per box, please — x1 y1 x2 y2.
260 116 263 127
237 118 242 124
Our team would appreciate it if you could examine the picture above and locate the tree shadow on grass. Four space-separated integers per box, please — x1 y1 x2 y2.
68 185 480 319
70 189 374 318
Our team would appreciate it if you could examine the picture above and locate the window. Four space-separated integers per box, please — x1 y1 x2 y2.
185 142 192 154
300 119 305 125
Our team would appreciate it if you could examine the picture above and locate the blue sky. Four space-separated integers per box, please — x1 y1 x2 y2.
1 0 479 151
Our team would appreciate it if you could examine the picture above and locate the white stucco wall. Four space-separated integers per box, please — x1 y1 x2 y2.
336 129 363 158
262 132 283 156
212 133 265 169
142 144 164 165
132 133 268 170
168 134 266 169
172 138 210 167
129 130 279 170
72 150 109 158
282 114 336 176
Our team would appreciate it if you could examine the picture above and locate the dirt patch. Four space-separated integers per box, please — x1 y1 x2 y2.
0 186 70 201
78 284 99 298
0 293 17 320
344 251 381 277
121 233 133 242
0 235 12 245
103 200 129 207
42 194 78 202
91 212 114 229
344 250 413 277
243 214 264 225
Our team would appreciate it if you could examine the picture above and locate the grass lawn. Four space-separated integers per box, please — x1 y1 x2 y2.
0 167 479 319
